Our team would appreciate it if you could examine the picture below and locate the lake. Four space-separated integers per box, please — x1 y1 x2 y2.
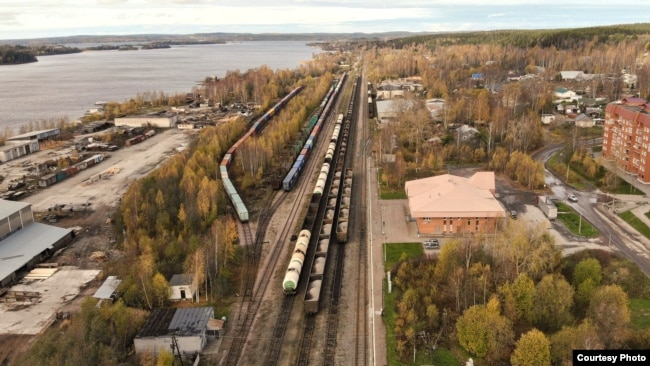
0 41 319 129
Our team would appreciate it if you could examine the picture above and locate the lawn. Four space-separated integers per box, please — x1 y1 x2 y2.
619 210 650 240
384 242 423 270
630 298 650 329
555 202 600 237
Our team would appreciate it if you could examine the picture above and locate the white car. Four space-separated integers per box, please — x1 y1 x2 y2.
568 194 578 202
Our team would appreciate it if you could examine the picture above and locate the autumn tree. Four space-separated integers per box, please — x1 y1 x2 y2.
510 329 551 366
531 274 574 333
572 258 603 312
456 296 514 363
550 320 602 365
587 285 631 348
151 272 170 308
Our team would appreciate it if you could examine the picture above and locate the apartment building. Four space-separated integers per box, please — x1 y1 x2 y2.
603 97 650 183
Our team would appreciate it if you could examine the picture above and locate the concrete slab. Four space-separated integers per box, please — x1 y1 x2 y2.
0 267 99 335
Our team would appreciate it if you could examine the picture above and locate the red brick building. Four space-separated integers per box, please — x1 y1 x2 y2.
404 172 506 236
603 98 650 183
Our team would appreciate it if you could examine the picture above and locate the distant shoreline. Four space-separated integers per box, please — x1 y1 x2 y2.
0 40 228 65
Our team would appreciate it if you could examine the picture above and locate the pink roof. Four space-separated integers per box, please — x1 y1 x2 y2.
405 172 505 218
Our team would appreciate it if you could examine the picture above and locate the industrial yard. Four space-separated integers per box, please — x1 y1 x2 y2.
0 127 195 364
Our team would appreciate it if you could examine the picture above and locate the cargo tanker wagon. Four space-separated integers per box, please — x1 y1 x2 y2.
282 73 347 191
220 86 303 222
281 112 346 295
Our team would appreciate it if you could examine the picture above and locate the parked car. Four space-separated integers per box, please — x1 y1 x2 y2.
568 194 578 202
510 210 518 220
423 238 440 249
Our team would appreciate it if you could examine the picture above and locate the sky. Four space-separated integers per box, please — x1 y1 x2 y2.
1 0 650 41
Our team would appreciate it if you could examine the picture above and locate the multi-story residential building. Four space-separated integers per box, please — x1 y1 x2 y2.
603 97 650 183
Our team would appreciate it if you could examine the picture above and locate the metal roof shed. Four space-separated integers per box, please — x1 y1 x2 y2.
134 307 214 356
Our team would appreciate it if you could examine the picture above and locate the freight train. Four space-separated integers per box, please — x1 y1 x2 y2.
282 73 347 191
38 154 105 188
282 112 346 294
220 86 303 222
303 77 359 313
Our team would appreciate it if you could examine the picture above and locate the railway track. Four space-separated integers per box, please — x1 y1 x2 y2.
354 75 369 366
223 193 286 366
264 106 347 366
226 98 342 366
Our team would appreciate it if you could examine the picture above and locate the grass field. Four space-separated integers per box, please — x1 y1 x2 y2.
555 202 600 237
620 210 650 240
630 298 650 329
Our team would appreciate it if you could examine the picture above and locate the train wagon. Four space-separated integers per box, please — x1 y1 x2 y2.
282 230 311 294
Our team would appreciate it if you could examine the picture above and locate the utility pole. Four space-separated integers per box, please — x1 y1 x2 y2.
171 334 185 366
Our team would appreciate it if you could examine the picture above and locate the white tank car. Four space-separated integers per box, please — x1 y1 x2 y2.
313 162 331 195
283 229 312 293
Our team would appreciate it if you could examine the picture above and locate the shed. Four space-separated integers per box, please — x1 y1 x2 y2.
169 274 195 301
93 276 121 300
134 307 214 356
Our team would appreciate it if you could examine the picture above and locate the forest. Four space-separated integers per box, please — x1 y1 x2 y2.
14 22 650 365
388 222 650 365
0 44 81 64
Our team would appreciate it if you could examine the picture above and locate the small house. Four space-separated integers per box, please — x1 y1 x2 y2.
541 114 556 125
169 274 195 301
575 114 594 128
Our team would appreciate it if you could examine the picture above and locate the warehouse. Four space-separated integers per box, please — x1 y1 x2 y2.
405 172 506 236
114 112 178 128
134 307 215 356
0 200 73 287
7 128 61 142
0 140 40 163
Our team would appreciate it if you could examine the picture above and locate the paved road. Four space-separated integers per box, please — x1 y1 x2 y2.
533 143 650 277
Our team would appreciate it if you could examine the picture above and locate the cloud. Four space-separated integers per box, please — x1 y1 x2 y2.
488 13 504 17
0 11 19 25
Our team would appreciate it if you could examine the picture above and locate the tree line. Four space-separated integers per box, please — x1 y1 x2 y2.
0 44 82 64
374 23 650 50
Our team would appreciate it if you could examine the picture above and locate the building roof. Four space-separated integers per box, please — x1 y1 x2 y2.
560 71 584 80
93 276 122 299
405 172 505 218
0 222 72 283
169 273 193 287
137 307 214 338
7 128 60 141
0 200 30 221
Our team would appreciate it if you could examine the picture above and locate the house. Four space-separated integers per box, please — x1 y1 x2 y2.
405 172 506 235
564 105 579 115
425 98 446 120
622 72 638 89
555 87 578 100
541 114 556 125
134 307 215 356
560 71 585 81
169 274 196 301
456 125 479 141
574 114 594 128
